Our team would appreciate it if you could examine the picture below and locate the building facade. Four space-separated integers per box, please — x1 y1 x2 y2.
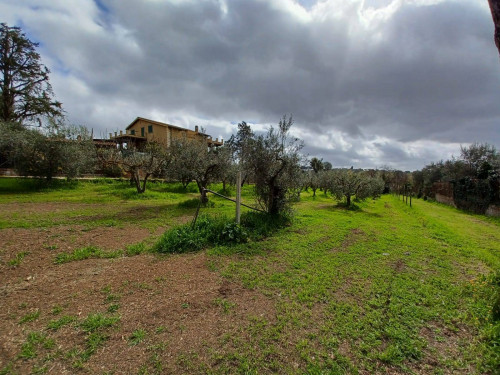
103 117 223 149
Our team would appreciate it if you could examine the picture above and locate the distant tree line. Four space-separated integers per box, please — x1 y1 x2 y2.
410 143 500 213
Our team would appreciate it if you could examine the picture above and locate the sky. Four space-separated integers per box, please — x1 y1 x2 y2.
2 0 500 170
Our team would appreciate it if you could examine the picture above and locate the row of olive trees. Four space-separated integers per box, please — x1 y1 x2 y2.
0 121 96 180
302 163 385 207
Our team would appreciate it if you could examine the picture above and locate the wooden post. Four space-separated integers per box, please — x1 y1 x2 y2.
236 171 241 225
410 194 412 208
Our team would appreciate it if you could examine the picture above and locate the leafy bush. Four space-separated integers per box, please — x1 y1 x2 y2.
220 222 248 244
154 215 247 254
153 212 290 254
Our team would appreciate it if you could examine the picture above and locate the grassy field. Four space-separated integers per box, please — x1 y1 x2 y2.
0 178 499 374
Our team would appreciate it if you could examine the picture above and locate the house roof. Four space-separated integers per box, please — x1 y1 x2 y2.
125 117 209 136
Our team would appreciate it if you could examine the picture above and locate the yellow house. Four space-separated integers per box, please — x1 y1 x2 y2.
108 117 223 148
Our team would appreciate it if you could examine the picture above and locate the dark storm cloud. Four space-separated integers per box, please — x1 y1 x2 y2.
2 0 499 169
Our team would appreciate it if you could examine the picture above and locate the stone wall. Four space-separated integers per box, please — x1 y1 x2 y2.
486 205 500 217
435 193 456 207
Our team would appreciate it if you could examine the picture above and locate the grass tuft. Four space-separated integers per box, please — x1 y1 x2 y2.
19 309 40 324
54 246 121 264
8 251 29 267
47 315 77 330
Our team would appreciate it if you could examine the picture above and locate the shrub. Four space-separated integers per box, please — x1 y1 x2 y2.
153 212 289 254
154 215 248 254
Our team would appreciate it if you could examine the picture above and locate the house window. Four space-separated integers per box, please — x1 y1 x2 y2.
148 125 153 133
141 127 145 137
130 130 135 135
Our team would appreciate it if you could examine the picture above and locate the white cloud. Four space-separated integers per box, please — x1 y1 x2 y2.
2 0 499 170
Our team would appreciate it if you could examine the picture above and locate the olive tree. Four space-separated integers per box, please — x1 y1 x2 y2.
226 121 254 186
98 143 169 193
329 169 384 207
6 121 95 180
243 115 304 215
169 139 231 203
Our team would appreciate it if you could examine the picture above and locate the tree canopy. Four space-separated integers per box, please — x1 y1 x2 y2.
0 23 63 125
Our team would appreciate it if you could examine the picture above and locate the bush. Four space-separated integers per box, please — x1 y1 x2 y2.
153 212 290 254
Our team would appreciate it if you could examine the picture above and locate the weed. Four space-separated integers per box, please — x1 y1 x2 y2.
214 298 236 313
51 305 63 315
154 276 167 283
153 215 248 254
107 304 120 313
8 251 29 267
129 329 147 346
105 293 121 303
54 246 121 264
125 241 147 256
47 315 77 330
19 332 54 359
80 313 120 333
0 363 14 375
65 313 121 366
155 326 166 334
19 309 40 324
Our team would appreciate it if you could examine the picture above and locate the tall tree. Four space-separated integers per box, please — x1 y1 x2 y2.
0 23 62 125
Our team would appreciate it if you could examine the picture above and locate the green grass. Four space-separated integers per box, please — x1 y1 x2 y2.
129 329 147 346
19 310 40 324
47 315 77 330
0 178 257 230
1 178 499 373
54 246 121 264
205 193 500 373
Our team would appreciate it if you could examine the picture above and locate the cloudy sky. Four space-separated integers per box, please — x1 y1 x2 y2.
2 0 499 170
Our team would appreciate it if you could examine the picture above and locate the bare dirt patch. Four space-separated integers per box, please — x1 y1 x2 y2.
0 225 157 281
0 222 276 374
